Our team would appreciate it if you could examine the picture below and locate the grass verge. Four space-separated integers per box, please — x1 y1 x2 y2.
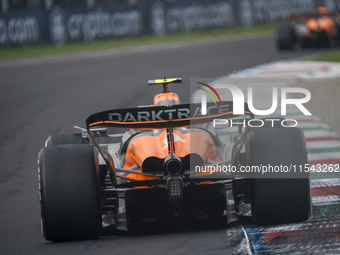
308 50 340 62
0 24 274 60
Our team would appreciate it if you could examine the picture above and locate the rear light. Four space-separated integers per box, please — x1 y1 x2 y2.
166 176 183 201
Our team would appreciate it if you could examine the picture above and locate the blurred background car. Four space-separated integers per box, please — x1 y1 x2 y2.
277 5 340 50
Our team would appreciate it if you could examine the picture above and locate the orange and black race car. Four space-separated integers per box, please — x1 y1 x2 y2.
38 78 312 241
277 6 340 50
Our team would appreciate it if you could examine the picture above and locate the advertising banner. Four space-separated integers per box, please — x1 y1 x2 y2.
49 5 146 45
0 0 320 48
0 9 48 47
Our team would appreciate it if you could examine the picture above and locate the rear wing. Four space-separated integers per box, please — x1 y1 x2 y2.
86 101 253 186
86 101 252 129
148 78 182 93
148 78 182 86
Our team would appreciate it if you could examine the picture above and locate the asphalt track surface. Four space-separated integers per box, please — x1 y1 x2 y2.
0 34 332 255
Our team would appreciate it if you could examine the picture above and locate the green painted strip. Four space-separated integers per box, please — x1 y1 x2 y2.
302 127 333 132
312 204 340 217
308 147 340 154
310 173 340 179
308 49 340 62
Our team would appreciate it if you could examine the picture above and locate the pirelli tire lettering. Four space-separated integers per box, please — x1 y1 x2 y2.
0 17 39 45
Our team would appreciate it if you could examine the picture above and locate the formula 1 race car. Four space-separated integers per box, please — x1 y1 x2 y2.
38 78 312 241
277 6 340 50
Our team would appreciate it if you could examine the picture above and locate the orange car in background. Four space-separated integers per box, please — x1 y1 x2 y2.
277 6 340 50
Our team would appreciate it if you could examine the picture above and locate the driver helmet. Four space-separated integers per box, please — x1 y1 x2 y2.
153 92 181 106
317 6 329 14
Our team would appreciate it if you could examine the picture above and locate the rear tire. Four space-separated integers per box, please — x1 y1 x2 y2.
245 127 311 225
38 144 101 241
45 133 88 147
276 20 296 50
